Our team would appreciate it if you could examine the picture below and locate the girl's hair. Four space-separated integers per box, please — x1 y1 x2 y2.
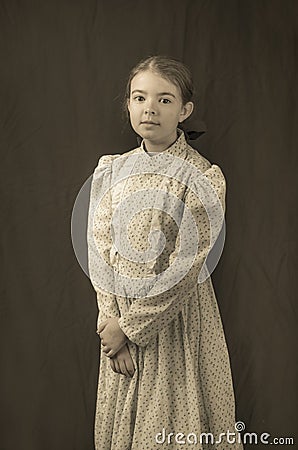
122 55 194 120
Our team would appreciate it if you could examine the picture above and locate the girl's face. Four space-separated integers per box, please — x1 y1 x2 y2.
127 70 193 150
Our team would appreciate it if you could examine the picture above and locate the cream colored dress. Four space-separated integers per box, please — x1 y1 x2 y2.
87 129 243 450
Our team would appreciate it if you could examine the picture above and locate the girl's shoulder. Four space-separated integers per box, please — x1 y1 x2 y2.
185 144 226 187
92 147 140 181
92 153 122 182
185 143 212 173
95 153 122 167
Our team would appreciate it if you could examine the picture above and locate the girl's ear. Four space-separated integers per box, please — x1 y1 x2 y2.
179 101 194 122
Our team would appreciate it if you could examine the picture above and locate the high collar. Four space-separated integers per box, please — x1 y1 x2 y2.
138 128 188 159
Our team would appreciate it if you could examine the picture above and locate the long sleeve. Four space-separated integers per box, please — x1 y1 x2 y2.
117 164 226 347
87 154 121 324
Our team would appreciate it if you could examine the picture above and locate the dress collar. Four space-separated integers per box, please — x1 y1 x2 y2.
138 128 188 159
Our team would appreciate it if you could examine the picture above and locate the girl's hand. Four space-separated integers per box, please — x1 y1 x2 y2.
109 344 135 378
97 317 128 358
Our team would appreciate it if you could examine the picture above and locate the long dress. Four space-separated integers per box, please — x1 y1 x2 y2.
87 128 243 450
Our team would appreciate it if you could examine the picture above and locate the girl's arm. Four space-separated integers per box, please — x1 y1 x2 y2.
87 154 121 326
117 164 226 347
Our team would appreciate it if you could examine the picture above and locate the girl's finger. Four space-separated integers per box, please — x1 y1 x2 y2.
113 359 120 374
119 360 130 378
97 321 107 333
124 355 135 377
123 359 134 378
109 359 117 373
106 348 115 358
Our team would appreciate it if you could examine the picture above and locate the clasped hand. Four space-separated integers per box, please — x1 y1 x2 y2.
97 317 135 378
97 317 127 358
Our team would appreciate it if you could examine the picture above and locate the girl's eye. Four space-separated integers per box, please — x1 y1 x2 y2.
160 98 171 104
133 96 145 102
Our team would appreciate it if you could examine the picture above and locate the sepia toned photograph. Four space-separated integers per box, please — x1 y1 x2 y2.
0 1 297 449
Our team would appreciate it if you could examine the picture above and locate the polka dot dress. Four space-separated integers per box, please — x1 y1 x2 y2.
87 129 243 449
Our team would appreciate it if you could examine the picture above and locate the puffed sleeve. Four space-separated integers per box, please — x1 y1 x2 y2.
87 154 121 325
117 164 226 347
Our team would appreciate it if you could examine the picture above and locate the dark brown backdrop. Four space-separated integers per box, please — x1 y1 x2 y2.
1 1 297 449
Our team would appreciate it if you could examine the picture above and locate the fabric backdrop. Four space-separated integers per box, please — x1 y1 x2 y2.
1 1 297 449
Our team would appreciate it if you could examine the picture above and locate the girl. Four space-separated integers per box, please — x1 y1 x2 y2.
87 55 243 450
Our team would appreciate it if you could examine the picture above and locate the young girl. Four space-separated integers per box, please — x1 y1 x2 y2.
87 55 243 450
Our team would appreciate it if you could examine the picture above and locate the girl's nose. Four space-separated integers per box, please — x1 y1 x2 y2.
145 108 156 115
144 100 157 115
